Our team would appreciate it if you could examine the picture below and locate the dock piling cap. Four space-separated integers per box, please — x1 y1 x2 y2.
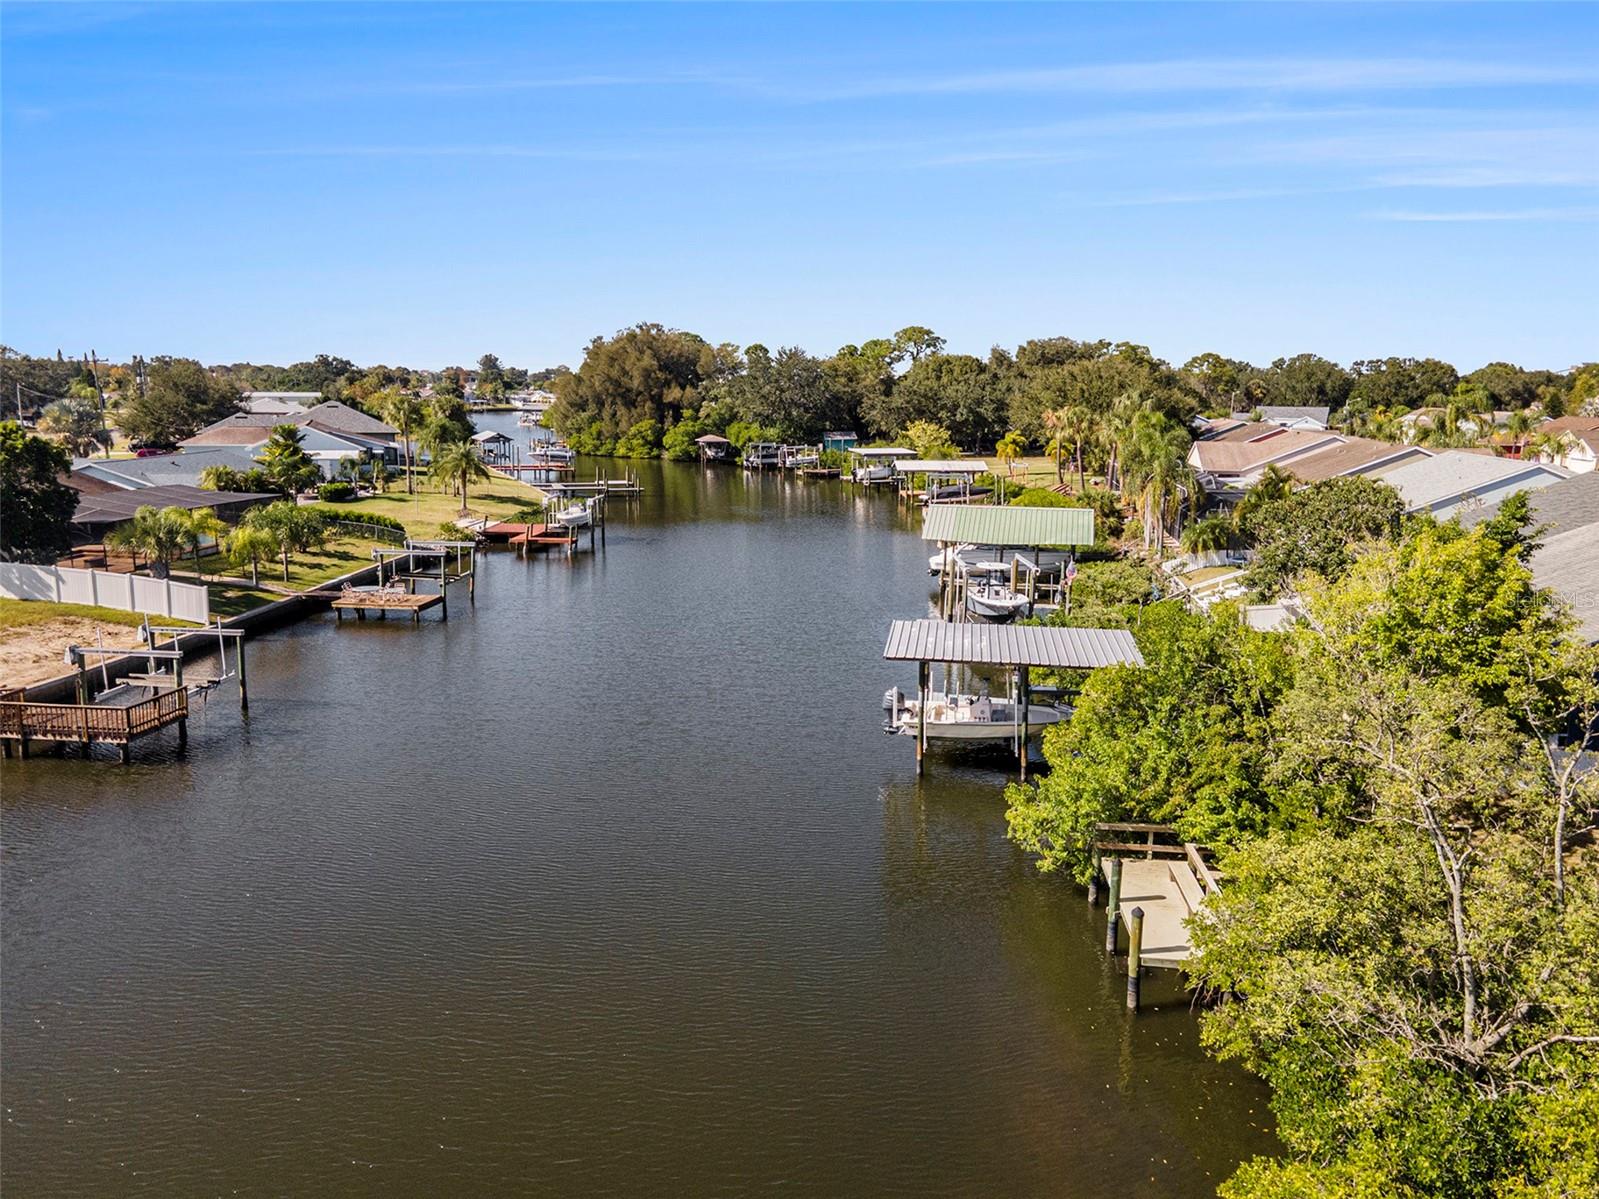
1131 906 1144 919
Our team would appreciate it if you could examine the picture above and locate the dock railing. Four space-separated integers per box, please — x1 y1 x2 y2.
1 687 188 744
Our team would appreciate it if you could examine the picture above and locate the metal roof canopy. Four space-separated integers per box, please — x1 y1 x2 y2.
921 504 1095 546
895 459 988 473
852 446 915 458
883 619 1142 669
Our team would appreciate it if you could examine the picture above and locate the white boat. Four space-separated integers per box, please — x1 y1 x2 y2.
850 446 915 483
743 442 783 468
529 443 576 464
965 574 1031 621
554 500 592 528
927 543 1074 575
882 688 1069 742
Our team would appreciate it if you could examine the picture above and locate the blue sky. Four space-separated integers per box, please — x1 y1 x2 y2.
2 2 1595 372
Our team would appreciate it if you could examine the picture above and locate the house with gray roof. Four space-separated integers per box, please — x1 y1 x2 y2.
1231 405 1332 431
71 446 263 491
1376 451 1569 519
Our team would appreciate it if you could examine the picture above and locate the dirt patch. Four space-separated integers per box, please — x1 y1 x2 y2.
0 617 139 689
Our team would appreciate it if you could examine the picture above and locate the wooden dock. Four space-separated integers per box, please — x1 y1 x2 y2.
332 591 443 622
1089 823 1223 1011
2 684 189 764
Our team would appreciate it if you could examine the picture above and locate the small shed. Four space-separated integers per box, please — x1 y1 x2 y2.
823 431 859 452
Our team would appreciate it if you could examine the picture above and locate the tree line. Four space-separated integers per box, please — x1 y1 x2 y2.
544 323 1599 458
1006 497 1599 1197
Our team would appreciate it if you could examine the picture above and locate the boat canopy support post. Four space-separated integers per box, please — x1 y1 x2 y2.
916 660 929 776
1018 665 1031 780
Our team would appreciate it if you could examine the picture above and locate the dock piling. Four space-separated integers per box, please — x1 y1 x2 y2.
1104 857 1123 954
1126 906 1145 1012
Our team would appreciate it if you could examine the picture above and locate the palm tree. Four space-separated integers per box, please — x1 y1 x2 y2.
227 524 281 587
1180 515 1231 555
381 391 424 494
104 506 189 578
1121 416 1195 554
1103 391 1148 497
1232 463 1295 536
167 506 227 581
1059 404 1095 494
1040 408 1069 482
428 439 492 516
995 430 1026 475
38 397 105 457
256 424 322 495
1503 410 1533 457
241 502 327 582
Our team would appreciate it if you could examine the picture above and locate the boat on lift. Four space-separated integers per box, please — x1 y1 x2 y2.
927 544 1074 575
882 687 1069 742
529 443 576 464
849 446 915 483
553 499 593 528
964 571 1032 622
743 442 783 468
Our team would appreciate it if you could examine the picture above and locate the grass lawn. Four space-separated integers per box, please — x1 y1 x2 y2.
176 535 392 616
312 475 545 537
0 598 197 634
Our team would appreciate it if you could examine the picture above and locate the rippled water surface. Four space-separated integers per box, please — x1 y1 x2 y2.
3 431 1275 1196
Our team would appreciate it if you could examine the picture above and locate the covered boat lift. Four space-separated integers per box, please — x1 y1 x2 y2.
894 459 989 504
922 505 1097 619
882 618 1142 777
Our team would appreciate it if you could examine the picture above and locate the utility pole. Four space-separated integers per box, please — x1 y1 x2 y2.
88 350 111 456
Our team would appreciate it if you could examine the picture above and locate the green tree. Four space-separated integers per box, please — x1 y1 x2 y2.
226 523 280 586
255 424 321 495
427 438 491 516
115 357 242 446
37 397 106 457
994 430 1026 478
240 501 326 581
0 421 78 562
168 506 227 581
901 419 956 459
1006 602 1297 881
1120 412 1194 553
1190 520 1599 1199
1241 476 1405 597
104 505 190 578
379 389 424 493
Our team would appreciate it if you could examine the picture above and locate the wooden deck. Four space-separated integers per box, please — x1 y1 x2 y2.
1 686 189 762
331 592 442 622
1101 858 1204 968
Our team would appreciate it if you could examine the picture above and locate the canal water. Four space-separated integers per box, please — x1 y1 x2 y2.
2 431 1276 1196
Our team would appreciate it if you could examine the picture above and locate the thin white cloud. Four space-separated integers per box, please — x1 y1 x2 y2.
1373 207 1599 222
800 57 1595 100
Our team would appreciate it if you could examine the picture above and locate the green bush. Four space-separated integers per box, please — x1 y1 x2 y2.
615 418 663 459
566 420 616 456
317 481 356 502
301 505 407 533
1007 486 1074 508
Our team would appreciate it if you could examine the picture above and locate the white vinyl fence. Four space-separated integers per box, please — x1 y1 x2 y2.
0 563 211 624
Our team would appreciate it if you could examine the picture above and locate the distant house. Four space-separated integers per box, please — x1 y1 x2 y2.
181 400 401 477
241 391 321 416
1187 427 1345 493
1280 437 1432 485
66 483 275 547
70 446 264 492
1230 406 1331 431
1533 416 1599 474
1462 473 1599 643
1376 451 1569 518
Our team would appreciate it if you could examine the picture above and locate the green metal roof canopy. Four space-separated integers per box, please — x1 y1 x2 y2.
920 504 1095 547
